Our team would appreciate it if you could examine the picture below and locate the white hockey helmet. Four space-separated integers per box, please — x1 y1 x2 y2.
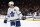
8 1 14 5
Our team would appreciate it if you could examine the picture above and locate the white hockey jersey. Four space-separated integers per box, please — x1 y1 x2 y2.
7 6 23 20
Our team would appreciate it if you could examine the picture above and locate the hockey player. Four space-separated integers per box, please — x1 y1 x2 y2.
4 1 26 27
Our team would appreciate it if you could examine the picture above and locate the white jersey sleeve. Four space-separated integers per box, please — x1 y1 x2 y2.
14 6 23 19
6 8 11 19
7 8 10 15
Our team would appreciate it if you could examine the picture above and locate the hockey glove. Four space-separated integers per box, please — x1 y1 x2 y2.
22 16 26 20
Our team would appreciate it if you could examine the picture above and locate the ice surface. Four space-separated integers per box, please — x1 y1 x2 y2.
0 19 40 27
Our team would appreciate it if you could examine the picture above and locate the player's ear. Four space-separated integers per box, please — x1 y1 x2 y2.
8 4 11 7
8 4 10 6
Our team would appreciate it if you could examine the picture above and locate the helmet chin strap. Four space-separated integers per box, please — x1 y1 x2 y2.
9 6 14 8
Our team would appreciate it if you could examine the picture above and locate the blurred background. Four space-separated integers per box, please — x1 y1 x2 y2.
0 0 40 16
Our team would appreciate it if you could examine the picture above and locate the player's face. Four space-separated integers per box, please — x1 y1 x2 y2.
8 4 14 8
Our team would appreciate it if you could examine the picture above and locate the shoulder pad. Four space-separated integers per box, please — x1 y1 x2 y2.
14 6 19 10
